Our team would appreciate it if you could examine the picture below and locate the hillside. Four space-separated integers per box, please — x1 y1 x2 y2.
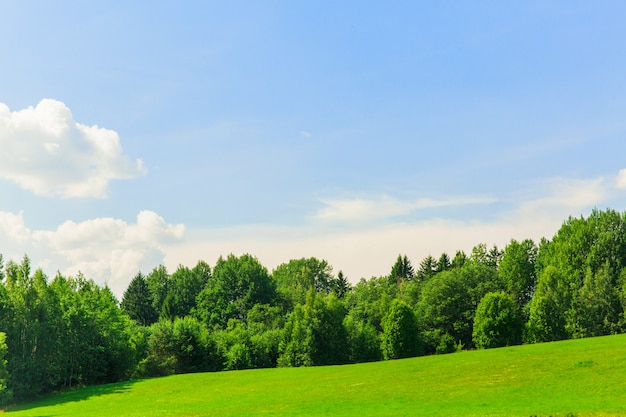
6 334 626 417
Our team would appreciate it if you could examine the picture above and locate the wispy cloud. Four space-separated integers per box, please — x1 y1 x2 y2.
616 169 626 189
167 173 624 284
518 176 608 219
0 99 146 198
313 194 496 223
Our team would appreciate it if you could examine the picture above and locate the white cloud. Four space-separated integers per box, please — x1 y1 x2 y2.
616 169 626 189
0 210 184 297
0 211 32 244
314 194 496 223
0 99 146 198
517 177 607 219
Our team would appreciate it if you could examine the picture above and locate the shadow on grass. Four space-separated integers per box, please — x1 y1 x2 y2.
4 380 137 414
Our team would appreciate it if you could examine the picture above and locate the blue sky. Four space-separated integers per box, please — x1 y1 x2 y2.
2 1 626 296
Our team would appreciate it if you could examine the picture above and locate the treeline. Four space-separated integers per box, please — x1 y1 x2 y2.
1 208 626 403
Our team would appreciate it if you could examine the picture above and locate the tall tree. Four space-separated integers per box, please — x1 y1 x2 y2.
417 262 502 352
569 263 621 338
272 258 334 311
195 254 275 329
526 266 571 343
333 270 350 299
450 250 467 269
381 299 422 360
436 253 451 272
416 255 437 282
0 332 11 405
472 292 523 349
498 239 538 311
389 254 414 284
278 290 348 367
161 261 210 320
146 265 169 317
121 272 157 326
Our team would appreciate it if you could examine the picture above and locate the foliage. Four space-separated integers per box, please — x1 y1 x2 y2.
138 316 218 377
343 314 381 363
333 270 351 299
417 262 502 352
472 291 523 349
278 290 348 367
526 265 572 343
416 255 437 282
389 254 414 284
0 265 137 401
498 239 537 310
272 257 335 311
195 254 275 329
161 262 210 320
343 276 395 333
121 272 157 326
380 299 422 359
145 265 169 318
0 332 12 406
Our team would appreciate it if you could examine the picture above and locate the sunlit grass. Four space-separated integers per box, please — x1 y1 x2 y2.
5 334 626 416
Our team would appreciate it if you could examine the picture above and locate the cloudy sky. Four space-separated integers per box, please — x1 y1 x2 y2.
2 1 626 297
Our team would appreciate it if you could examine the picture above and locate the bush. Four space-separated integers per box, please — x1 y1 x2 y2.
473 292 523 349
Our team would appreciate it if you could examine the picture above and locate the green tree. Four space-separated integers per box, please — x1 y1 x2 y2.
344 276 395 333
450 250 467 269
344 313 381 363
416 255 437 282
121 272 157 326
246 304 283 368
436 253 451 273
278 290 348 367
4 261 62 399
333 270 351 299
498 239 538 311
526 266 571 342
472 292 523 349
389 254 414 284
417 262 502 352
569 263 621 338
381 299 422 360
0 332 11 406
161 261 210 320
146 265 169 318
273 257 334 311
470 243 501 269
195 254 275 329
277 303 312 367
139 317 218 376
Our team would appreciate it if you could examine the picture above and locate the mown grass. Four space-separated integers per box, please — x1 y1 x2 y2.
5 334 626 416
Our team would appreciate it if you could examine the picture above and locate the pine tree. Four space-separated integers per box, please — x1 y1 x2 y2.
121 272 157 326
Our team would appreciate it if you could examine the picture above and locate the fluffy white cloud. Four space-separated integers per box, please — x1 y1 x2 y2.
0 210 184 297
0 99 146 198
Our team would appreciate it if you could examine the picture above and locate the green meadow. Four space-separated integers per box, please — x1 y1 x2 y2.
5 334 626 417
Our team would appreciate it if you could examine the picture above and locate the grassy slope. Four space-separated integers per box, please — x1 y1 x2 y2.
5 334 626 417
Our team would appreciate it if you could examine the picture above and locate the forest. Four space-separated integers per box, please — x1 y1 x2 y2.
0 208 626 404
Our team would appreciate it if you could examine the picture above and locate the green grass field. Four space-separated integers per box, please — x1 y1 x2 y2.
5 334 626 417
